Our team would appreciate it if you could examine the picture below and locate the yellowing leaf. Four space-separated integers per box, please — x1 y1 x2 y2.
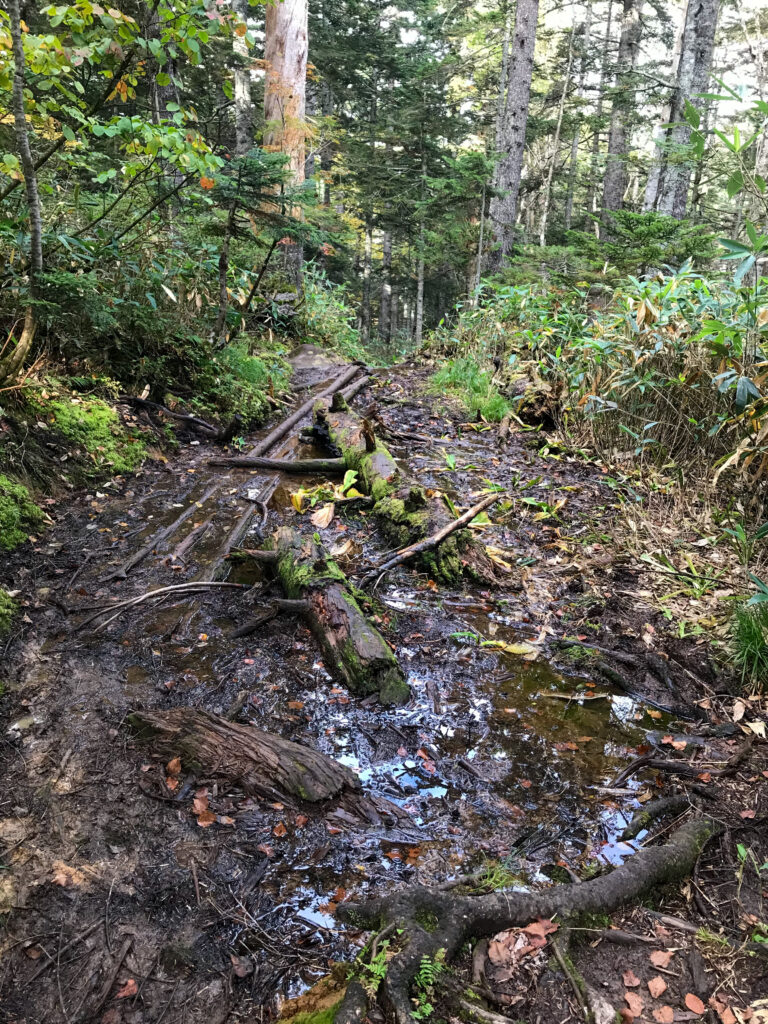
290 491 305 513
310 503 335 528
483 639 538 660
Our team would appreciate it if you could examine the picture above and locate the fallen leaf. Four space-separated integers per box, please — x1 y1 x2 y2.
697 772 712 783
733 699 746 722
648 976 667 998
662 735 674 744
311 503 335 528
649 950 674 968
287 700 304 710
523 918 558 940
671 740 687 751
165 776 179 791
740 808 756 819
685 993 706 1015
653 1008 674 1023
273 821 288 837
623 970 641 988
745 720 766 738
647 709 662 719
115 978 138 999
710 996 737 1024
625 991 644 1016
166 756 181 776
230 954 253 978
295 814 308 828
519 778 532 788
197 809 216 827
257 843 273 857
52 861 86 887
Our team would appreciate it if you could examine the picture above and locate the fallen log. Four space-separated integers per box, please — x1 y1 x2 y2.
129 708 410 828
246 526 410 705
334 815 719 1024
311 398 498 585
208 455 346 473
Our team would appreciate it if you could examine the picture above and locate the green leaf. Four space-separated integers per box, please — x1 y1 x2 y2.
735 375 760 412
726 170 744 198
683 99 700 129
156 72 171 87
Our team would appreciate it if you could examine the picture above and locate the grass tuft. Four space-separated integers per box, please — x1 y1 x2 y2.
731 602 768 691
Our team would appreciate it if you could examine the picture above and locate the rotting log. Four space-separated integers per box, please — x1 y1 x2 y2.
250 526 410 706
208 455 346 473
130 708 357 802
129 708 411 828
312 398 498 585
334 815 720 1024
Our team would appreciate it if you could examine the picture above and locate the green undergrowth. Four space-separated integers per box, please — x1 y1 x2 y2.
0 588 19 635
0 474 44 551
186 340 291 424
731 602 768 691
431 356 511 422
281 1004 340 1024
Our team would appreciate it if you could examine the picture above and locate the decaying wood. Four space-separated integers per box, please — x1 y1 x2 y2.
107 481 222 580
122 396 219 436
194 476 279 583
243 526 410 705
334 815 719 1024
75 581 248 632
311 399 499 585
208 455 345 473
360 492 504 587
244 362 362 458
130 708 359 802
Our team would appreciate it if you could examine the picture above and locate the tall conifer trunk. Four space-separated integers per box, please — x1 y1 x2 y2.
645 0 720 219
564 4 592 232
585 0 613 231
10 0 43 289
488 0 540 267
600 0 643 234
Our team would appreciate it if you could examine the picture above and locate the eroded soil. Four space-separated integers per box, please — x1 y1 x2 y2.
1 356 767 1024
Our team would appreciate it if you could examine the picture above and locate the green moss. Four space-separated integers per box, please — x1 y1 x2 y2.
282 1005 340 1024
27 392 147 475
0 589 19 635
415 909 439 932
0 475 44 550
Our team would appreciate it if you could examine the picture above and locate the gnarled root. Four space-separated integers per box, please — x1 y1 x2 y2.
335 816 718 1024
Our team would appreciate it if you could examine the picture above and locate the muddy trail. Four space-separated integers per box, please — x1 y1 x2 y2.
2 352 767 1024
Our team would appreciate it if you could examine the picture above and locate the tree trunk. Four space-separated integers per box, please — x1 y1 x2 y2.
379 229 392 342
232 0 253 158
646 0 721 219
539 27 575 245
585 0 613 232
564 5 592 232
9 0 43 288
264 0 308 280
600 0 644 234
488 0 540 267
361 217 373 345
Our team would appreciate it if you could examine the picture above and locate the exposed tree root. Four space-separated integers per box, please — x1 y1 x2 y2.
334 816 719 1024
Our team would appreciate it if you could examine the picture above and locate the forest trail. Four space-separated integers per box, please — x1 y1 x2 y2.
2 358 766 1024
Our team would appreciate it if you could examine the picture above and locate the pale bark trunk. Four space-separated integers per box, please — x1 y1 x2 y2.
539 27 575 245
473 181 486 300
586 0 613 232
361 218 373 345
564 4 592 232
10 0 43 288
646 0 720 219
600 0 644 234
232 0 253 158
414 152 426 346
488 0 540 267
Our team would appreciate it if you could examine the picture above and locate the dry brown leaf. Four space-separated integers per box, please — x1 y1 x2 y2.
652 1008 674 1023
311 503 335 529
51 861 87 887
295 814 308 828
273 821 288 837
740 808 756 819
523 918 559 940
625 991 644 1016
649 950 674 968
115 979 138 999
623 970 641 988
647 976 667 999
166 756 181 776
685 992 706 1015
196 809 216 827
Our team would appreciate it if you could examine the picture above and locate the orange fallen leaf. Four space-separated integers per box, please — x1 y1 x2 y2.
740 809 756 819
257 843 273 857
647 709 662 719
287 700 304 710
647 976 667 998
625 991 644 1016
327 825 342 834
523 918 558 939
115 978 138 999
671 740 687 750
623 969 641 988
295 814 308 828
685 993 706 1015
167 756 181 776
219 815 235 825
166 776 179 791
422 759 437 774
710 996 737 1024
52 861 87 887
649 950 674 968
662 735 674 744
652 1008 674 1023
273 821 288 837
197 809 216 827
697 772 712 783
519 779 532 788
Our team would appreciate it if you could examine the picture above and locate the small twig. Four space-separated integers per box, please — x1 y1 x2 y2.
27 921 102 983
552 932 593 1023
74 582 248 632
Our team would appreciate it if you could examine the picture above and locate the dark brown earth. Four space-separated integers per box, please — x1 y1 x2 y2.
1 356 766 1024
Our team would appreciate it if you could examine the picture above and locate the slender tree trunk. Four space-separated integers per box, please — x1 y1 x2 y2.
564 4 592 232
264 0 308 282
361 217 373 345
414 152 426 346
646 0 721 219
232 0 253 158
10 0 43 289
488 0 540 267
600 0 644 234
379 229 392 341
473 181 486 300
319 79 334 206
539 27 575 245
586 0 613 232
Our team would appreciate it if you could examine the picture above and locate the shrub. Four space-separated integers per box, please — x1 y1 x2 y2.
432 356 511 422
0 474 44 551
299 269 366 362
731 602 768 691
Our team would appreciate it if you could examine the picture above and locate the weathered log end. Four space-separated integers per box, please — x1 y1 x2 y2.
264 527 410 705
128 708 359 803
314 400 401 501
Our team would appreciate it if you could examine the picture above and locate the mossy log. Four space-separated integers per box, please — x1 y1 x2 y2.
312 398 497 585
129 708 357 803
260 526 410 706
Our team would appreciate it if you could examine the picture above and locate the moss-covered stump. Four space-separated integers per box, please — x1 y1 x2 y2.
129 708 360 803
267 527 410 706
312 400 496 586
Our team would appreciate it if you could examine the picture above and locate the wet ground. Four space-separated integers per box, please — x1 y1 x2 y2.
1 356 766 1024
